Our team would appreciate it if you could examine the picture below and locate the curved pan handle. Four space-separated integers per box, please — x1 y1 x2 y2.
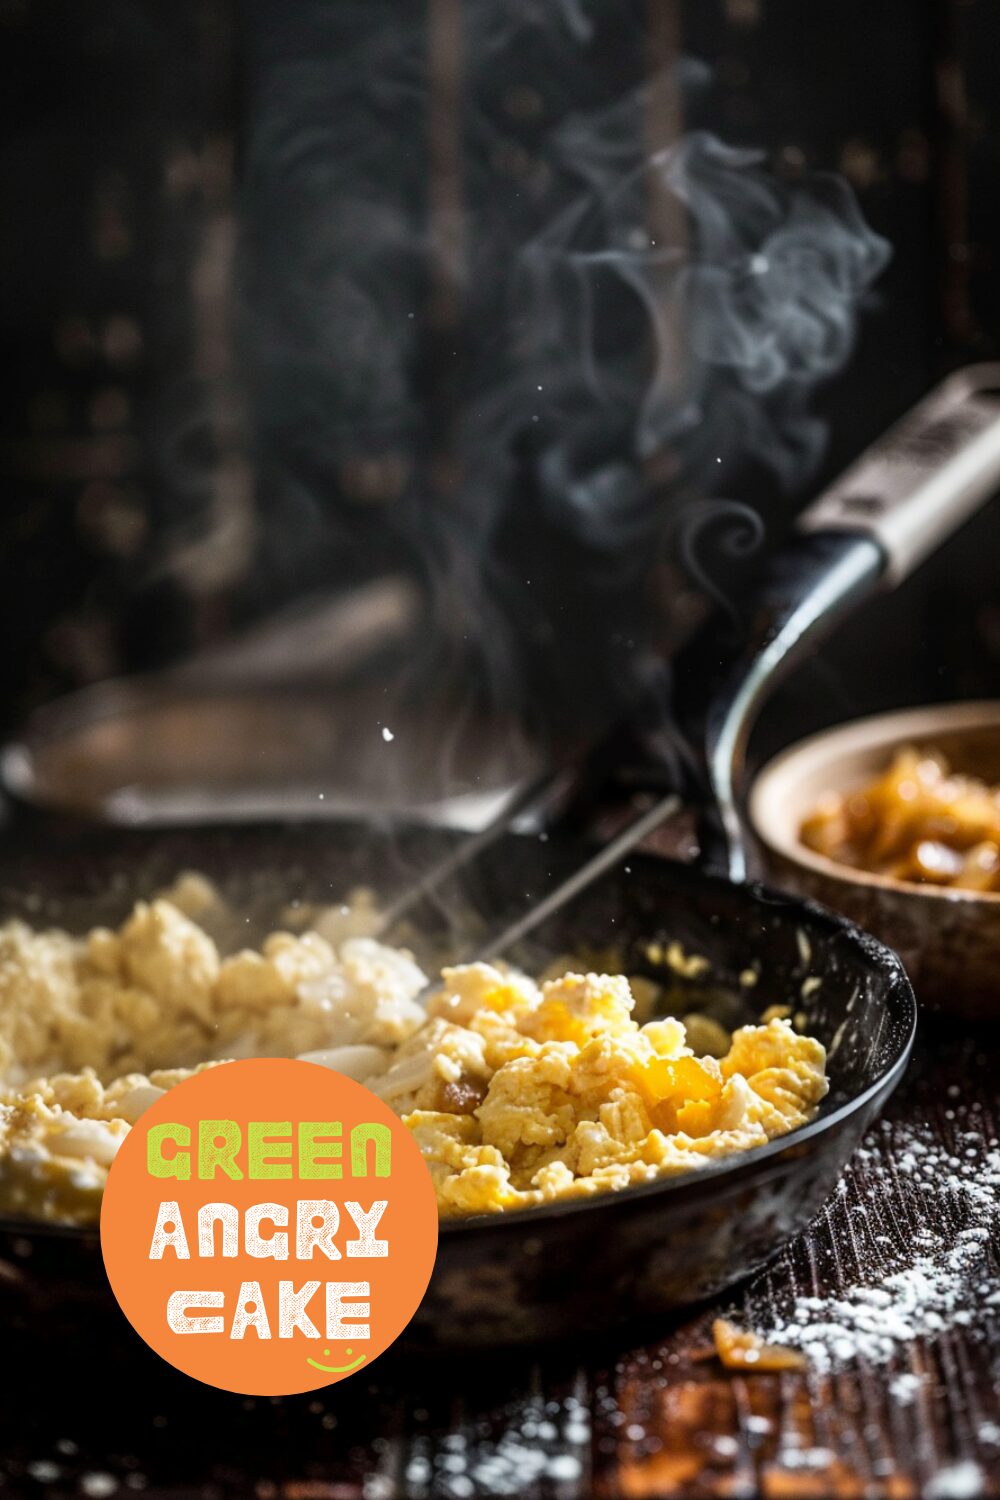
799 363 1000 584
702 363 1000 880
378 366 1000 938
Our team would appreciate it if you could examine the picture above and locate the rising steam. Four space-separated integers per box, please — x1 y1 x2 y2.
219 4 892 741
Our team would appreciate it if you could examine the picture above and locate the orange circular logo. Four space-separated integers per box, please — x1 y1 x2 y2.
100 1059 438 1395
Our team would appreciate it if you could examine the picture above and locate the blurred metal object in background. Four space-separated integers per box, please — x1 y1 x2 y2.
1 577 543 827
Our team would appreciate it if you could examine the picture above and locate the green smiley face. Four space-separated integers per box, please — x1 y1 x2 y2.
306 1346 367 1374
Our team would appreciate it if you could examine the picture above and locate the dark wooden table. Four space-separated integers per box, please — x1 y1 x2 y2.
2 1019 997 1500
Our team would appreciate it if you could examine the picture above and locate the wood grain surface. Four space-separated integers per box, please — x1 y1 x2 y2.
1 1020 996 1499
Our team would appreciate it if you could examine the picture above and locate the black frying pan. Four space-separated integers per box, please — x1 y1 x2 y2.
0 817 914 1351
17 369 1000 1354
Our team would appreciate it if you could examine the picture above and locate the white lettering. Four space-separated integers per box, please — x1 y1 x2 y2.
230 1280 271 1340
296 1200 342 1260
344 1200 388 1257
166 1290 223 1334
149 1201 189 1260
197 1202 238 1258
277 1280 321 1337
325 1281 370 1340
246 1202 289 1259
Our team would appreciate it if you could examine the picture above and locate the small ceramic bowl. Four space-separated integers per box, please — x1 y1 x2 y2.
749 701 1000 1019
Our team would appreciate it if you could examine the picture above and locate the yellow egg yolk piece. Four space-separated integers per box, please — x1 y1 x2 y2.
631 1055 723 1137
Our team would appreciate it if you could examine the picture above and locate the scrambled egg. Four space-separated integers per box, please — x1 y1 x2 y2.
0 1065 210 1224
0 880 828 1226
370 965 828 1217
0 884 427 1224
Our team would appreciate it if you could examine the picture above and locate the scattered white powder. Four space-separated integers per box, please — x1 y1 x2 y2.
925 1461 985 1499
27 1461 61 1483
547 1455 584 1481
395 1393 589 1496
777 1447 835 1471
79 1476 118 1498
756 1116 1000 1375
888 1372 924 1406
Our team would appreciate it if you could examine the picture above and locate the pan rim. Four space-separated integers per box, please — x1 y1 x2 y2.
0 856 917 1245
437 867 917 1234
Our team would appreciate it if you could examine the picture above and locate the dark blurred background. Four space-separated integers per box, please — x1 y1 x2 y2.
1 0 998 778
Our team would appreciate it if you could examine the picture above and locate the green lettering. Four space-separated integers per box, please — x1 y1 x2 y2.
298 1121 343 1179
350 1122 391 1178
147 1122 190 1179
198 1119 243 1180
248 1121 292 1179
